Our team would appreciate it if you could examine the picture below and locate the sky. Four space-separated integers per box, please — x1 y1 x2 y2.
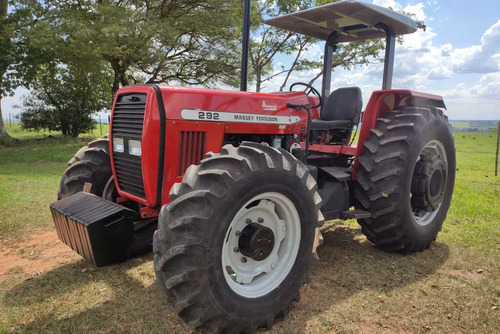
261 0 500 120
2 0 499 121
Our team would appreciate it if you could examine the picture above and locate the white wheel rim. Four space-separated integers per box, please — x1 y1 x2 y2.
411 139 448 226
221 192 301 298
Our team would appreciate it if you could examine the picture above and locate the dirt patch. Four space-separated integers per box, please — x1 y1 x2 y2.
0 230 80 281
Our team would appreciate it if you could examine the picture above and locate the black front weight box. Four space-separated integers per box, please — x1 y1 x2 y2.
50 192 138 267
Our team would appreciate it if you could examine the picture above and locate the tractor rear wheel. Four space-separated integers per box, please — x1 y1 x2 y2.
153 142 323 333
354 106 455 253
58 138 117 200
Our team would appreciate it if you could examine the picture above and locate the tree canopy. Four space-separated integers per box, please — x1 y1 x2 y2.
24 0 242 97
19 64 112 137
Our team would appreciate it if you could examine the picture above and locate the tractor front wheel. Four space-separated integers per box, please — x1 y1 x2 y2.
58 138 117 200
153 142 323 333
354 106 456 252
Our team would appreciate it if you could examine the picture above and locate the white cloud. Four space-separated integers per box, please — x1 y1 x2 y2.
372 0 403 11
441 73 500 99
441 44 452 57
470 72 500 98
427 66 453 80
403 3 426 21
451 20 500 74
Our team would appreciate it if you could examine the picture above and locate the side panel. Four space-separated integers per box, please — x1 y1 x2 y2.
353 89 445 177
159 86 312 136
161 120 226 205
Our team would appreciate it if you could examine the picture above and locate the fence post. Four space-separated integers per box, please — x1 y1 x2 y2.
495 121 499 177
99 116 103 136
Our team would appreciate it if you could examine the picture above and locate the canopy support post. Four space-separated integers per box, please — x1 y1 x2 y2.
376 22 396 90
240 0 251 91
321 32 339 101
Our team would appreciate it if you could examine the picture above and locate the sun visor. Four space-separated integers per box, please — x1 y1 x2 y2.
265 0 417 42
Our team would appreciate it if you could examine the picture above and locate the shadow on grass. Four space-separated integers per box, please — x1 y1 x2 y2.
3 255 189 333
3 222 449 333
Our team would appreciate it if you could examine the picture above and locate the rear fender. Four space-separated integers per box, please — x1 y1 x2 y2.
353 90 446 177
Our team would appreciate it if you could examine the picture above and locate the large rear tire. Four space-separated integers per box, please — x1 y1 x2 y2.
354 106 455 253
153 142 323 333
58 138 117 200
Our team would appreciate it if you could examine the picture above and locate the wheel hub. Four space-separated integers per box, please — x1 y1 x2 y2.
238 223 275 261
411 152 447 212
222 193 300 298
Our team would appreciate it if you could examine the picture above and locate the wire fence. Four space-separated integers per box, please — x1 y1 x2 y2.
2 113 111 136
1 113 16 127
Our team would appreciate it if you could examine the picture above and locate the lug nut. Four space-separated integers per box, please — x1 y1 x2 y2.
241 257 247 263
246 218 252 224
233 247 239 253
258 217 264 223
235 231 242 236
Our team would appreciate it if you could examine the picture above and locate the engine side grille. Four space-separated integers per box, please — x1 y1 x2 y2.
177 131 206 176
112 94 147 198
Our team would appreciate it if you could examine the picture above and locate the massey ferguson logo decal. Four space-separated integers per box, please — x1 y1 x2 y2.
262 101 278 111
180 109 300 125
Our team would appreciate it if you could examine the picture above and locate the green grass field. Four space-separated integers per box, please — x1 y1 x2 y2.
0 131 499 333
0 122 110 141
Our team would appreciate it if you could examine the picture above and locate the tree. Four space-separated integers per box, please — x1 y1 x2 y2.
249 0 425 92
248 0 314 92
0 0 52 141
25 0 242 98
18 64 112 137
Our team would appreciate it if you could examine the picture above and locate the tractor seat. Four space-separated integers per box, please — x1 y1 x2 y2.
310 87 362 130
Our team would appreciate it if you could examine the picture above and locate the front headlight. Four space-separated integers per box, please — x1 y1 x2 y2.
129 140 142 157
113 138 124 153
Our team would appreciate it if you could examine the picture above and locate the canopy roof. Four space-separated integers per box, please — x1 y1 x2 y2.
265 0 416 42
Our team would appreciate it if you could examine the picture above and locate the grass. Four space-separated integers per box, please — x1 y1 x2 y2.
0 137 88 240
0 122 110 142
450 121 470 129
0 131 499 333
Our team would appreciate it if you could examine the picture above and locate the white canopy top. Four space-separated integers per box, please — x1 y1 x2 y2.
265 0 417 42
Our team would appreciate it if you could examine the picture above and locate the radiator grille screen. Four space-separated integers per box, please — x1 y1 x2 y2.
112 94 146 198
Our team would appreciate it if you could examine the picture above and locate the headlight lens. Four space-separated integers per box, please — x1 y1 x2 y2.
129 140 142 156
113 138 124 153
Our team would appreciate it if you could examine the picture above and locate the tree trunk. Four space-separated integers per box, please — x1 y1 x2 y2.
0 94 13 140
110 59 130 99
0 0 7 17
0 0 13 140
256 71 262 92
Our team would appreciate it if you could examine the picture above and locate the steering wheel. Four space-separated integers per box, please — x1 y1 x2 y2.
289 82 322 108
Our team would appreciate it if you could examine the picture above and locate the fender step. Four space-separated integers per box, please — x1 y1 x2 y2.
341 209 371 219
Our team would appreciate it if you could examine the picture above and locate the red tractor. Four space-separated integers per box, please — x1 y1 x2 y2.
51 1 455 332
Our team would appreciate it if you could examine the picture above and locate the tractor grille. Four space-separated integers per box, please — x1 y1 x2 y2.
177 131 206 176
112 93 146 198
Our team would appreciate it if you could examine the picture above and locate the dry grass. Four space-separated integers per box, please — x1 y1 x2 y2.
1 222 498 334
0 132 499 333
